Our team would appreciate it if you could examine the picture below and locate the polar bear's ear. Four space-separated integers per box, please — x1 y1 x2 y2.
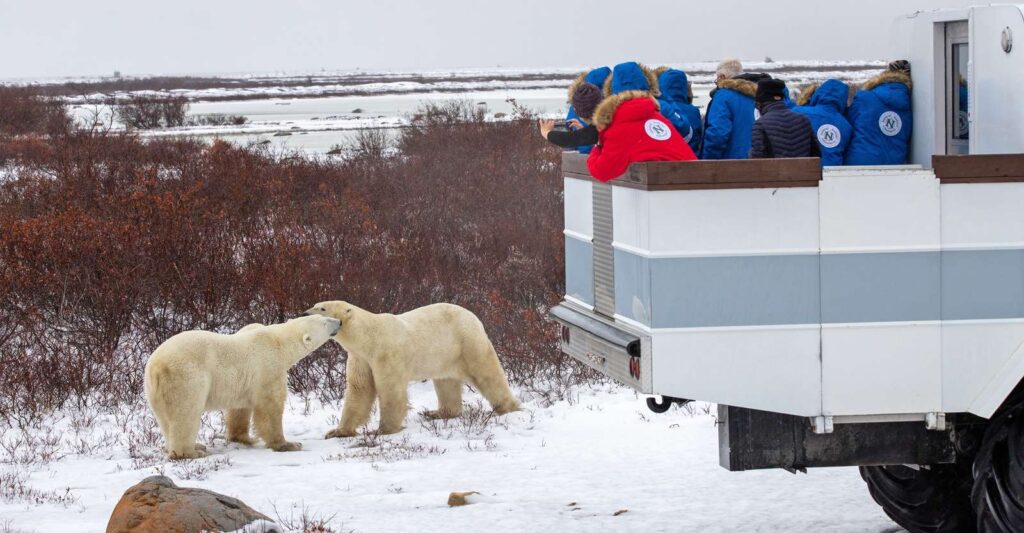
302 333 314 350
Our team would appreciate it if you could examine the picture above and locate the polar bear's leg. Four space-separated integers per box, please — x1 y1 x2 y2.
327 355 376 439
226 408 255 445
254 381 302 452
166 400 208 460
464 343 520 415
424 379 463 419
375 377 409 435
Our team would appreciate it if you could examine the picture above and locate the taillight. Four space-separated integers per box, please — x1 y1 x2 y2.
629 356 641 380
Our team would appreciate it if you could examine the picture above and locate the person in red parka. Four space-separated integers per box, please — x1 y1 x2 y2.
587 90 697 182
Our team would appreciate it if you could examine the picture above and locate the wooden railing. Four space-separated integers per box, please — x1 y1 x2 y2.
562 153 822 191
933 154 1024 183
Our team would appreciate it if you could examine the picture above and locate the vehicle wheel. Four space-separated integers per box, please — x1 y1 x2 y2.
971 385 1024 532
860 462 976 533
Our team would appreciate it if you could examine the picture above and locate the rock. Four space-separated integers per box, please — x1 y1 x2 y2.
106 475 274 533
447 491 480 507
272 132 291 137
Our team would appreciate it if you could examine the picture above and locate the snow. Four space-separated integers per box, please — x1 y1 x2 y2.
0 382 899 533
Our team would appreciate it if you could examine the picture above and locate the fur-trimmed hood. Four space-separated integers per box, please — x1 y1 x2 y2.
862 70 912 92
716 77 758 98
591 90 659 130
799 79 849 113
860 70 912 111
796 83 820 107
567 66 611 103
603 62 661 98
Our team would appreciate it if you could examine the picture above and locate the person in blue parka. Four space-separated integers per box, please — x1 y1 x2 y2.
565 66 611 154
793 79 853 166
844 60 913 165
656 67 702 150
602 61 692 144
700 59 762 160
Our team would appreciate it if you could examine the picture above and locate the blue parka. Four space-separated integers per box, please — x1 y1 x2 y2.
566 66 611 154
603 62 691 143
700 77 758 160
657 68 702 150
793 80 853 166
844 71 913 165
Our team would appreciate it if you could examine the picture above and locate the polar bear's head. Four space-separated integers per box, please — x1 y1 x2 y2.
285 314 342 351
303 300 367 342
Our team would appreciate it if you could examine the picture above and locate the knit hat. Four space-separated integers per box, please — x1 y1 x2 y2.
572 82 602 120
755 79 786 103
888 59 911 74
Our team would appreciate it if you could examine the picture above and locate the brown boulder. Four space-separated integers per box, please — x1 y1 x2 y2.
106 475 275 533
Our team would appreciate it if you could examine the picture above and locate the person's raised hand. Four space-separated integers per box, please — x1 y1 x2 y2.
538 119 555 139
567 118 584 131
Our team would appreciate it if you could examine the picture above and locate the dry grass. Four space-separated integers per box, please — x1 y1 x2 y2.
0 471 77 507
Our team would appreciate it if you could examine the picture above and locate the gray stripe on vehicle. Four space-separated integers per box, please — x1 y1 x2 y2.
565 236 594 306
606 249 1023 328
820 252 941 323
614 249 652 326
942 249 1024 320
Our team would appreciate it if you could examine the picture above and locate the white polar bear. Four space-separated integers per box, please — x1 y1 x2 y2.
144 315 340 459
305 301 520 437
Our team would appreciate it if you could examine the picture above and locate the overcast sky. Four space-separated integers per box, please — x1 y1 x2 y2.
0 0 985 79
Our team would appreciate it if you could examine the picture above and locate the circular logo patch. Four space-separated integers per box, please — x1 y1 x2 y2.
644 119 671 141
816 124 842 149
879 111 903 137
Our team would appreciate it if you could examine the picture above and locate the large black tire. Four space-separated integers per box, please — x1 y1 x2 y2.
971 385 1024 532
860 463 976 533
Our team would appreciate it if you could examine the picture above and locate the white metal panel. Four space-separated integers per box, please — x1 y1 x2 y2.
969 5 1024 155
651 327 822 417
970 338 1024 418
942 183 1024 249
563 178 593 239
819 167 940 252
822 323 943 415
641 188 819 257
943 321 1024 414
941 181 1024 415
611 185 650 252
819 167 942 416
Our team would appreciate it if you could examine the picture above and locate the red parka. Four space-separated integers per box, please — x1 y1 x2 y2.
587 90 697 182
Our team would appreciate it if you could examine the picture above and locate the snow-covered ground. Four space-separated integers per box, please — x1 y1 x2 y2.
0 383 900 533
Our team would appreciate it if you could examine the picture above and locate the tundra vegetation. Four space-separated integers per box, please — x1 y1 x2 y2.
0 88 594 425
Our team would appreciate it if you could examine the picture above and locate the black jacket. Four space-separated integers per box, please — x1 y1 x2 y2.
546 124 599 149
750 100 819 159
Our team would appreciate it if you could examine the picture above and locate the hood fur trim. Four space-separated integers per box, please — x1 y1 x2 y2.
796 83 819 107
862 71 912 91
591 90 658 131
716 77 758 98
603 63 661 98
653 65 671 78
566 71 589 103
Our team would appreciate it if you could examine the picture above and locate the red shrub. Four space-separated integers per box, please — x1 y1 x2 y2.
0 100 584 418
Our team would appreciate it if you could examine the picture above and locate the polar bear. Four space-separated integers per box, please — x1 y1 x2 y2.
304 301 520 437
144 315 340 459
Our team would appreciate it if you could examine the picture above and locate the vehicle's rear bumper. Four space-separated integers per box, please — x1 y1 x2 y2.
549 303 652 393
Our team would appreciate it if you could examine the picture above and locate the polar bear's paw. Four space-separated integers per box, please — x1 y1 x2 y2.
194 443 208 452
325 427 358 439
422 409 462 420
269 441 303 452
169 447 209 460
228 435 256 446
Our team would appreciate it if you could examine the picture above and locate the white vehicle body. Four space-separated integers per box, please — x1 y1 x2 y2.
554 4 1024 458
